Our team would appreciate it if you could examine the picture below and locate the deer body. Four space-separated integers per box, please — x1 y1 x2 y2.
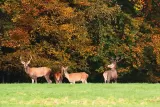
103 69 118 83
26 67 51 77
103 60 118 83
20 56 52 83
62 67 88 84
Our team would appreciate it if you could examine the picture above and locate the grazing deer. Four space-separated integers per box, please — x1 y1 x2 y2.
20 56 52 83
62 66 89 84
53 67 63 84
103 57 121 83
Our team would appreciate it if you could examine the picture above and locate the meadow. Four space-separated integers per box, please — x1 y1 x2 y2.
0 83 160 107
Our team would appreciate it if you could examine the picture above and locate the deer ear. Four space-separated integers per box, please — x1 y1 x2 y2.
20 56 25 64
61 66 64 71
116 56 123 62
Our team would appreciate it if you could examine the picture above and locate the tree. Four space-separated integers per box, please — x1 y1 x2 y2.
0 0 93 82
0 0 160 83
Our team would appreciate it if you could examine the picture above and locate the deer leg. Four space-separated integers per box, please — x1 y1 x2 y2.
103 75 107 83
55 78 59 84
82 79 87 84
31 79 34 83
45 71 52 83
59 78 61 83
45 75 52 83
114 79 117 83
60 79 62 83
45 76 49 83
35 78 37 84
103 72 108 83
84 80 87 84
58 79 61 83
55 79 58 84
104 78 106 83
107 77 110 83
60 77 63 83
57 80 60 84
56 79 58 84
81 80 84 83
82 80 85 83
49 79 52 83
107 75 111 83
105 79 107 83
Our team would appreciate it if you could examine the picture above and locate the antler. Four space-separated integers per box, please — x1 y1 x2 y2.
27 55 32 65
115 56 123 62
109 56 123 62
110 57 114 62
116 57 120 62
20 56 25 64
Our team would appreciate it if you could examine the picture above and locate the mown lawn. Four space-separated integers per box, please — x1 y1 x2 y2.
0 83 160 107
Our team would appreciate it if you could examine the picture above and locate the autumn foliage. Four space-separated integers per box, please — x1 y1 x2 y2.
0 0 160 83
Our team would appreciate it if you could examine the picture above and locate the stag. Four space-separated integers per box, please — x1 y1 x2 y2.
62 66 89 84
103 57 122 83
20 56 52 83
53 67 63 84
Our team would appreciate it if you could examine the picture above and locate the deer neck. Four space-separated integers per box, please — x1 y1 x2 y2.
24 66 30 74
111 63 116 71
60 68 63 75
64 72 69 79
111 68 116 72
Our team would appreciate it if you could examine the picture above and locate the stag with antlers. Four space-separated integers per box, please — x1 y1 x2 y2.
20 56 52 83
103 57 122 83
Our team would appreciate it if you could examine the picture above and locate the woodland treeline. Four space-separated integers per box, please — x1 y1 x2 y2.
0 0 160 83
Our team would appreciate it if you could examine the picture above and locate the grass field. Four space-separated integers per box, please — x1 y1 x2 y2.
0 83 160 107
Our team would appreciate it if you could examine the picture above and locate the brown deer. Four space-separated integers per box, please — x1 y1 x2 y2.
53 67 63 84
103 57 121 83
62 66 89 84
20 56 52 83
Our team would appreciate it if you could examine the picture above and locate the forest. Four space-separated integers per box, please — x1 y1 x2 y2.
0 0 160 83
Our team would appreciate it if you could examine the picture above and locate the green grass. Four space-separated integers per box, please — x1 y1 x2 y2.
0 83 160 107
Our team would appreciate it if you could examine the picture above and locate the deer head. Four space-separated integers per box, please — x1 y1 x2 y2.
107 56 123 69
20 55 32 68
62 66 68 77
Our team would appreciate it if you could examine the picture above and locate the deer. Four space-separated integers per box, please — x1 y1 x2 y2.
20 56 52 83
62 66 89 84
53 67 63 84
103 57 122 83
